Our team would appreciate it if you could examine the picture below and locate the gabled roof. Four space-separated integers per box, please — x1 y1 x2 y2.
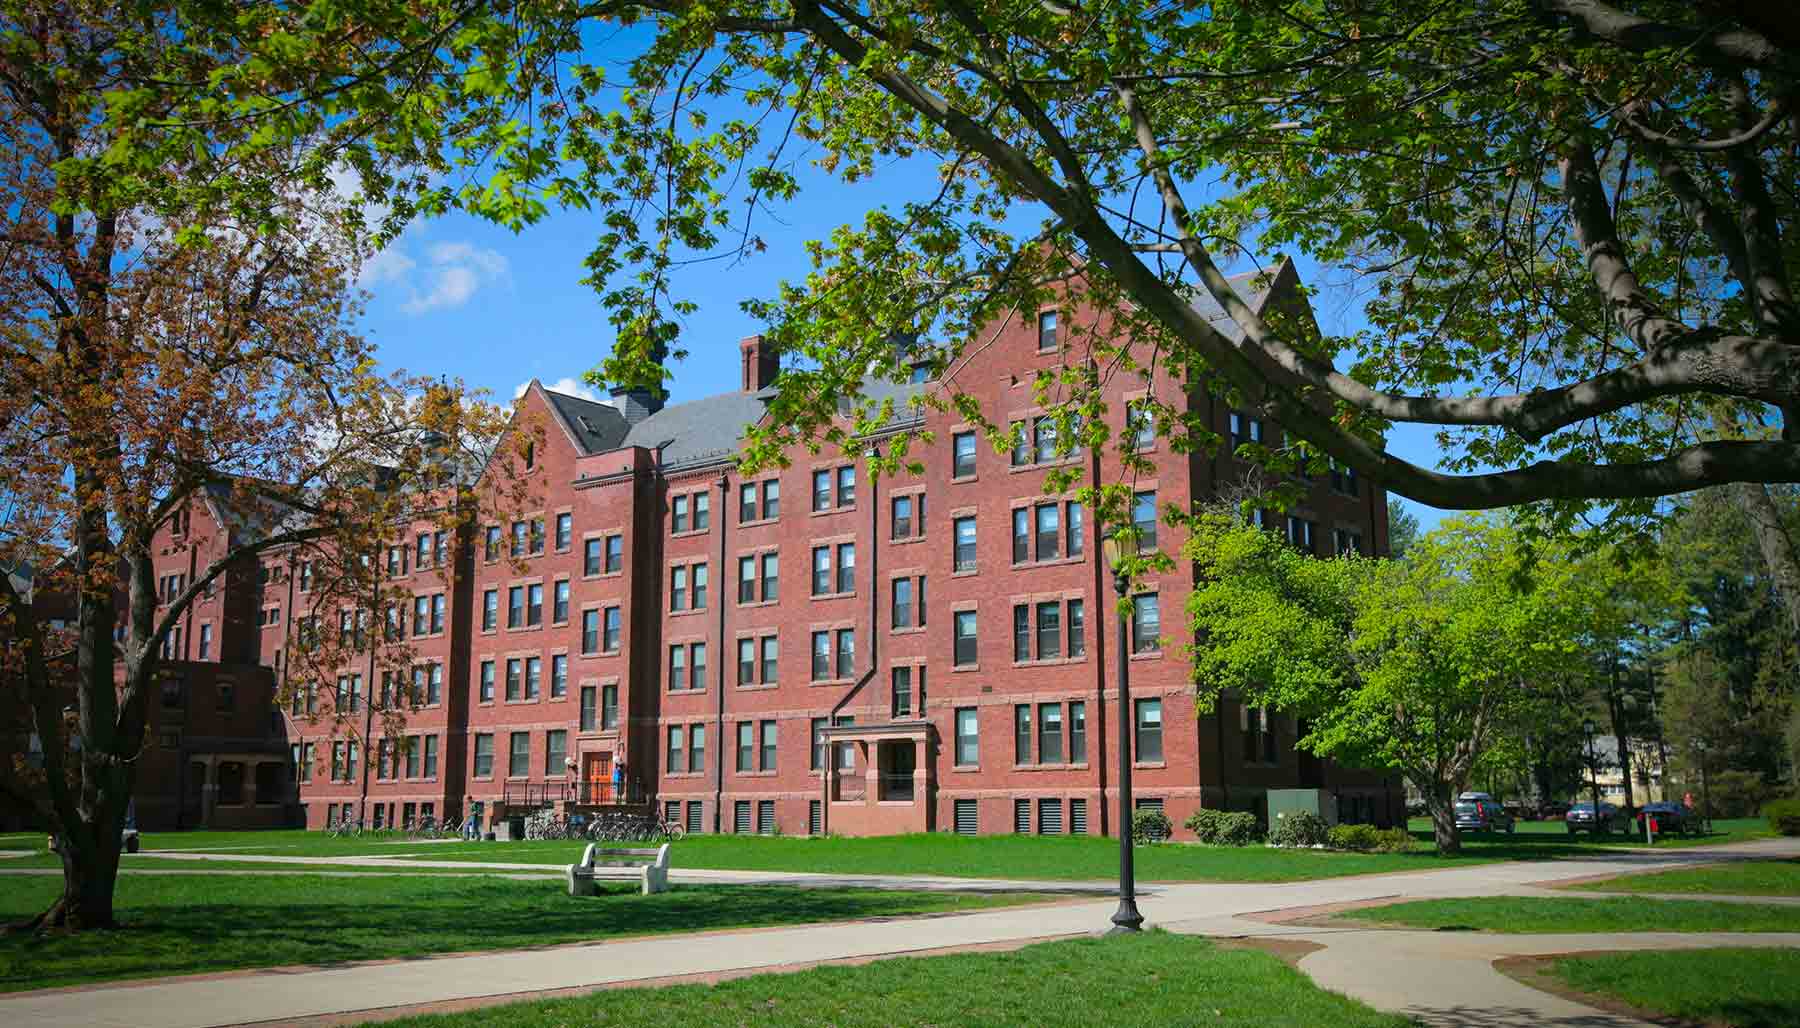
620 390 771 470
1183 260 1295 341
541 387 630 456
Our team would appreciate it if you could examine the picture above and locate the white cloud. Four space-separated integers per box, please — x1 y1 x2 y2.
360 245 417 287
516 377 609 404
361 237 510 315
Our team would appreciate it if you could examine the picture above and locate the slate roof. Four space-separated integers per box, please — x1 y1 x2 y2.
542 389 630 455
1183 262 1289 340
619 389 772 470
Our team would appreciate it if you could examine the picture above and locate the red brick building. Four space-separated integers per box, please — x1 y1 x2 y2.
142 262 1399 837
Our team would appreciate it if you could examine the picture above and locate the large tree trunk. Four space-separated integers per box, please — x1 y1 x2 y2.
44 829 122 930
1423 780 1462 855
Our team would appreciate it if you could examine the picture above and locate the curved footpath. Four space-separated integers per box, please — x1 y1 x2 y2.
2 837 1795 1028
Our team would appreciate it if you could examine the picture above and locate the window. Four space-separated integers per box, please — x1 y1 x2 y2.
507 586 524 628
602 683 618 728
526 583 543 626
694 492 710 530
837 465 855 507
810 718 828 770
1131 594 1161 653
761 480 779 520
584 538 602 576
416 532 431 568
1229 410 1265 450
891 666 912 718
482 589 498 631
738 638 756 685
835 715 856 770
431 594 446 634
1070 701 1087 763
505 658 522 701
739 482 757 523
835 629 855 678
812 469 831 512
892 577 914 629
580 686 597 731
1068 599 1086 657
1012 508 1030 565
691 642 707 690
555 512 572 550
955 707 979 766
1033 417 1057 463
671 566 688 610
1286 515 1317 553
553 580 569 623
424 735 438 778
605 534 623 573
836 543 854 594
434 530 448 567
736 722 754 772
603 607 621 651
812 546 831 596
669 645 687 691
954 611 978 666
511 520 527 557
479 661 495 702
1243 706 1278 764
952 431 977 478
760 720 777 771
760 636 778 684
1335 527 1364 556
1037 309 1058 350
474 735 494 777
1012 604 1030 663
582 609 600 654
672 494 690 533
811 631 831 680
1330 459 1361 497
1128 400 1156 449
299 561 313 592
508 732 529 777
1014 705 1033 764
486 525 502 562
550 654 567 697
1068 501 1084 557
428 663 443 705
1133 491 1158 548
524 656 541 699
198 623 212 660
529 518 544 555
738 555 757 604
413 595 429 635
1135 698 1164 762
891 494 921 540
546 730 567 775
1035 503 1060 561
689 724 705 772
953 516 977 571
668 726 687 774
1009 420 1030 467
693 563 708 608
1039 703 1064 764
760 552 778 601
1036 601 1061 660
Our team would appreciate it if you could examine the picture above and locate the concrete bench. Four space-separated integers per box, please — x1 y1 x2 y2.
566 842 671 896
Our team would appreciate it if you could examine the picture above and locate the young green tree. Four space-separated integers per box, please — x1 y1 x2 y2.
1386 500 1422 560
1187 513 1588 854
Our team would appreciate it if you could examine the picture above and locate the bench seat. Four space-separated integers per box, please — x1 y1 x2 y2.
566 842 671 896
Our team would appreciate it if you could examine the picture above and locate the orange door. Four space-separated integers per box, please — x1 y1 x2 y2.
584 753 612 802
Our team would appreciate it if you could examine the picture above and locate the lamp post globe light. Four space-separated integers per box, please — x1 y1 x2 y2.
1101 529 1145 935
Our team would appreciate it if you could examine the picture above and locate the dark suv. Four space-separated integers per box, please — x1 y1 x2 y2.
1453 793 1515 834
1565 801 1622 835
1635 802 1697 837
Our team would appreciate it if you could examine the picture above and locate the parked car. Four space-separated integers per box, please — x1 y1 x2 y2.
1536 800 1571 821
1634 802 1697 837
1454 792 1515 834
1565 801 1622 834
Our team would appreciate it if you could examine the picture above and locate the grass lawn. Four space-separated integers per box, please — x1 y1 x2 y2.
1546 948 1800 1028
0 873 1044 993
1572 858 1800 898
1335 895 1800 934
375 931 1410 1028
1 854 556 874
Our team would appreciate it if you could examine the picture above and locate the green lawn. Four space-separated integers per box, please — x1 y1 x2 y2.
0 873 1044 992
1573 858 1800 898
375 931 1410 1028
1335 895 1800 934
1547 948 1800 1028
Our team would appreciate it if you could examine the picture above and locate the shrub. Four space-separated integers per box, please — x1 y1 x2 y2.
1764 798 1800 837
1131 808 1173 844
1373 827 1416 853
1268 810 1330 848
1326 823 1381 852
1184 809 1263 846
1707 769 1780 818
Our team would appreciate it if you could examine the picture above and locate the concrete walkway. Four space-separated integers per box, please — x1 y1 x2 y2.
1 837 1795 1027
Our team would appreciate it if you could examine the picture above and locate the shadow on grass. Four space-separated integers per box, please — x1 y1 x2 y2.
0 876 1011 992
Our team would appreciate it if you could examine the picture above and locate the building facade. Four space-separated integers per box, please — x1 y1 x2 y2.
142 263 1400 838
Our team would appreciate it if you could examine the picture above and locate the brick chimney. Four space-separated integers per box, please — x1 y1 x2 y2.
740 335 779 392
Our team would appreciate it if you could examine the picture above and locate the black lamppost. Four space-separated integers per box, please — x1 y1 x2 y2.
1102 530 1145 934
1583 718 1602 834
1694 739 1713 835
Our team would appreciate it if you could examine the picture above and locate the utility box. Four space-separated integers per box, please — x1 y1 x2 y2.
1267 789 1338 827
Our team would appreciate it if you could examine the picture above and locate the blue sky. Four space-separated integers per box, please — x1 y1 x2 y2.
351 171 1456 534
